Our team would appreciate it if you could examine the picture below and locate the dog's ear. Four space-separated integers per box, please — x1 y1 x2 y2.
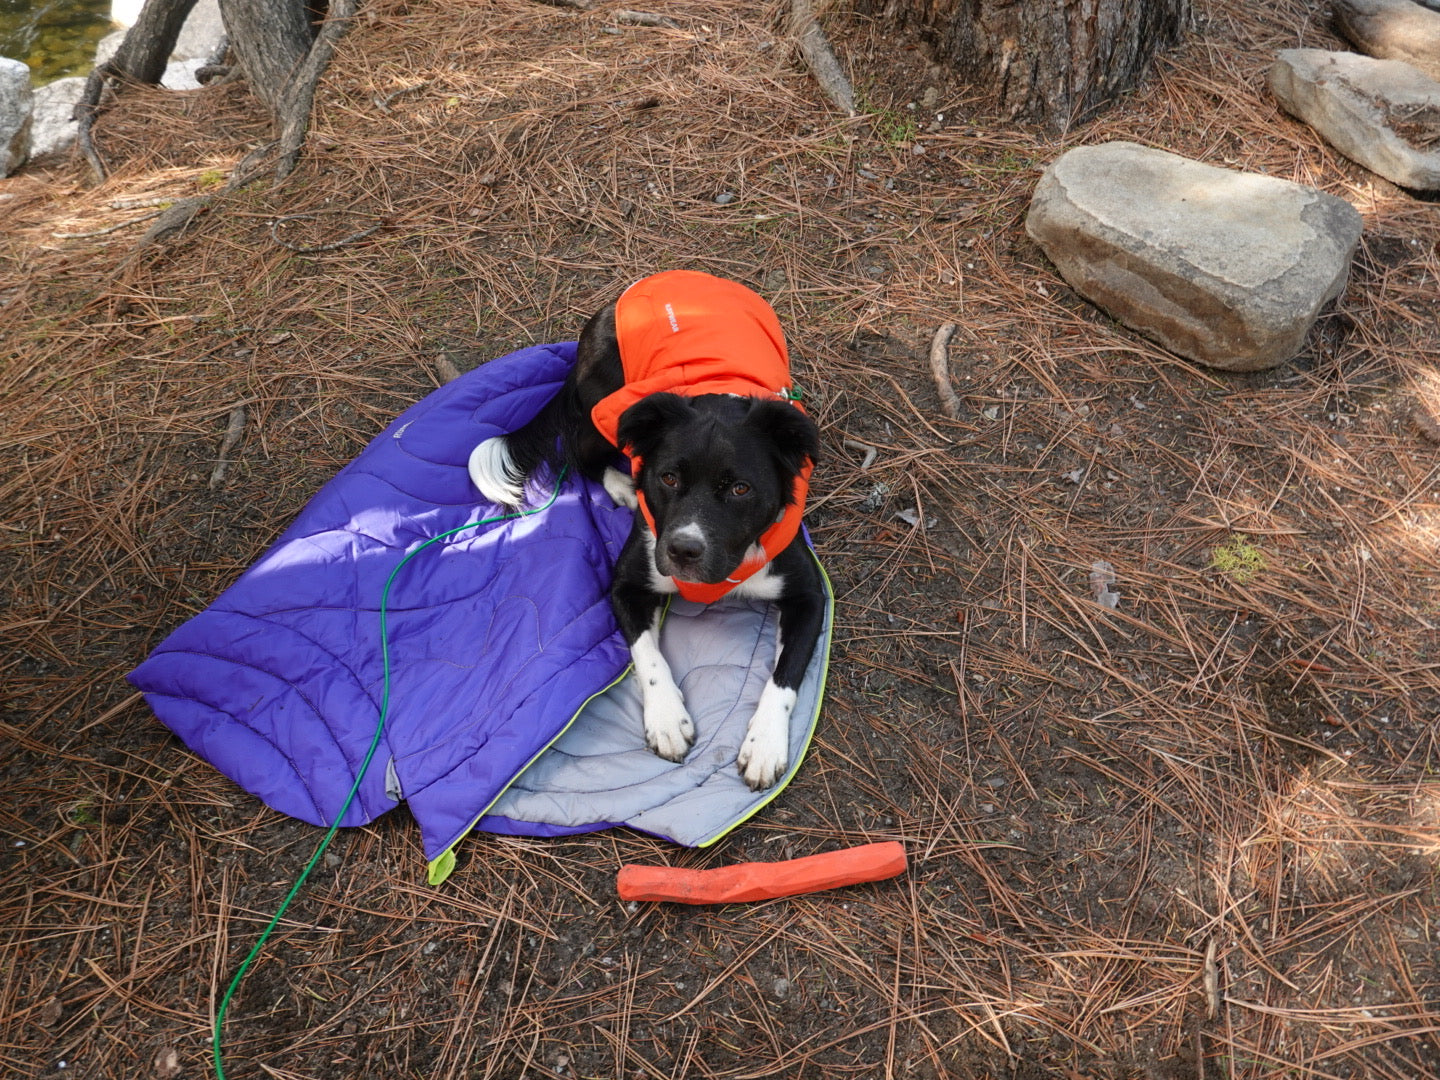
617 393 694 460
746 399 821 477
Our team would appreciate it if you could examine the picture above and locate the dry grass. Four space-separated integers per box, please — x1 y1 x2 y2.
2 0 1438 1077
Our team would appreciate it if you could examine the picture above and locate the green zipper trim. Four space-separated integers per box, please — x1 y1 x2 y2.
426 661 632 886
427 595 676 885
423 593 676 887
695 546 834 847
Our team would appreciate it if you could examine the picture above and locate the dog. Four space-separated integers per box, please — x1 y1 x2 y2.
467 270 823 790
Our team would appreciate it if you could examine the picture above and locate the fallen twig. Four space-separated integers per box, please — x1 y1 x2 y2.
52 211 164 239
615 9 680 28
269 213 386 253
209 405 247 489
842 439 878 470
1204 937 1220 1020
374 80 432 113
928 322 962 419
108 196 177 210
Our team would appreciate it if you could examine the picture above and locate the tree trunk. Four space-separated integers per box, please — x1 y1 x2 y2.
864 0 1190 129
77 0 350 199
218 0 317 117
104 0 202 85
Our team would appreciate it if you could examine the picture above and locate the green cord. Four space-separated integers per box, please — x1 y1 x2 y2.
212 472 566 1079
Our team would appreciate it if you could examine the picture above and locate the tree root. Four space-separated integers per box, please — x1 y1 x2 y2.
75 60 119 183
273 0 359 181
789 0 855 117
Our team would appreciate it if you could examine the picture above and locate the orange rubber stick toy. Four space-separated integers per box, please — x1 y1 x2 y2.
617 841 907 904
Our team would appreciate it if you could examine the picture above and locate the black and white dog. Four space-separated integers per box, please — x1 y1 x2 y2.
467 271 823 790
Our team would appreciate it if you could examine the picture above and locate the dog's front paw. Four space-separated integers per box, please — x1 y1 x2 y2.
644 694 695 763
603 466 640 510
737 681 797 790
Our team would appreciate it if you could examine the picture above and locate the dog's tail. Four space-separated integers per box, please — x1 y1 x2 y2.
467 389 572 507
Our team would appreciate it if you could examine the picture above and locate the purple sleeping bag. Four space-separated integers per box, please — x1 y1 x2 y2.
129 341 831 884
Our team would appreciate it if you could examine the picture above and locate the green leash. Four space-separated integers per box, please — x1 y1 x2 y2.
212 475 565 1079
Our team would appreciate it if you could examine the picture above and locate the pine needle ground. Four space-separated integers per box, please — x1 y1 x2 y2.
2 1 1437 1077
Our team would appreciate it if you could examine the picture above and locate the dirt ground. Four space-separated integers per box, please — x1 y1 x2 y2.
2 0 1439 1077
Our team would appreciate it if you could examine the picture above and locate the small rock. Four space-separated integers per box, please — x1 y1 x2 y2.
0 58 32 177
1270 49 1440 191
1089 560 1121 609
894 508 936 529
714 192 735 205
1025 142 1362 371
860 481 890 511
94 28 125 67
163 57 208 91
773 977 790 999
1333 0 1440 81
153 1047 181 1079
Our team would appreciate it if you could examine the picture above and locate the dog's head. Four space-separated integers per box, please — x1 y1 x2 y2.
617 392 819 584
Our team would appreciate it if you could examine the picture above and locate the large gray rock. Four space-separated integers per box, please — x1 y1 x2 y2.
94 29 125 67
28 77 86 161
172 0 225 62
1 57 32 177
1270 49 1440 191
1025 142 1363 372
1333 0 1440 81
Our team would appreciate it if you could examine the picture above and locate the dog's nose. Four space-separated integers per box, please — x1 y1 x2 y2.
666 534 705 565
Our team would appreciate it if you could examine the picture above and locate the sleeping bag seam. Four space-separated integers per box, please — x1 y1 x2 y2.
205 610 378 709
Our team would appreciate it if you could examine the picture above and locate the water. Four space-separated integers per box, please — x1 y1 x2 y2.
1 0 114 84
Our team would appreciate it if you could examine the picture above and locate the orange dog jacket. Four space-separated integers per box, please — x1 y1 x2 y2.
590 270 812 603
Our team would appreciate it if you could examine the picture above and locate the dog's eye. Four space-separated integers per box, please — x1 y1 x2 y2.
730 482 751 497
660 472 680 488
